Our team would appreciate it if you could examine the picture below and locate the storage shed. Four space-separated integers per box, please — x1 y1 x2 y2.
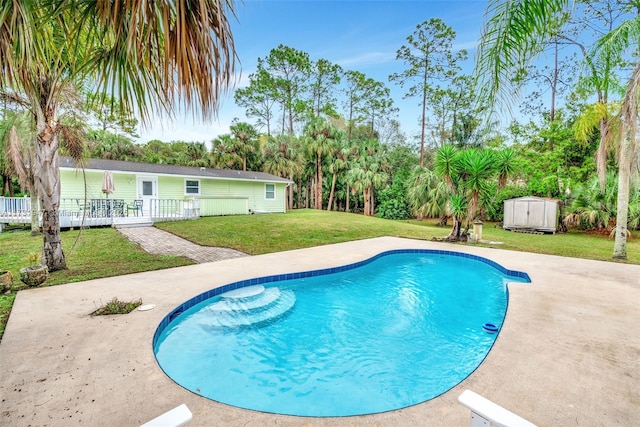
503 196 561 233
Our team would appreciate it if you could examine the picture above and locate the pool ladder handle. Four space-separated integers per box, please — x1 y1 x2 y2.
140 403 192 427
458 390 537 427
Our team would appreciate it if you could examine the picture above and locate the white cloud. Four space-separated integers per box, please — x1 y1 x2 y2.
335 51 396 68
454 39 479 52
137 109 243 147
232 70 253 89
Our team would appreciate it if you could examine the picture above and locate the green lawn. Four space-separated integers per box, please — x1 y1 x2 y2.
157 209 447 254
0 228 193 339
1 209 638 340
157 209 640 264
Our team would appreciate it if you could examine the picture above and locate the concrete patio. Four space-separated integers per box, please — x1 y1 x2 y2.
1 237 639 426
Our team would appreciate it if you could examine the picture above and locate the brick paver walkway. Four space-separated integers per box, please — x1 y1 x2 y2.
117 226 248 263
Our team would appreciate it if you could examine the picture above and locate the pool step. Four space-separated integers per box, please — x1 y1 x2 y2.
207 286 281 314
201 285 296 330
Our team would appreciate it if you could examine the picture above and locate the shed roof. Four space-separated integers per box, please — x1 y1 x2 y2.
59 157 291 184
505 196 561 203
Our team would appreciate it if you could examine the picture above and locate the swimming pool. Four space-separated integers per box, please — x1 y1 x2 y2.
153 249 530 416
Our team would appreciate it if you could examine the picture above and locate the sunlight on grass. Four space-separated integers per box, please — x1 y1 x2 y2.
157 209 640 264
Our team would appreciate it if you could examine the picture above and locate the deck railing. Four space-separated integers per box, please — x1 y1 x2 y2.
0 196 200 231
0 196 32 218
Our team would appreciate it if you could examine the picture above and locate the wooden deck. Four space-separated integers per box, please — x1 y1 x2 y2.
0 197 199 232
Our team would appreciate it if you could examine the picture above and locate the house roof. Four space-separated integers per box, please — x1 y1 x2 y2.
59 157 291 184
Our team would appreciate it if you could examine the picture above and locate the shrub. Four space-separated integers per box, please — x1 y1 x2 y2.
91 297 142 316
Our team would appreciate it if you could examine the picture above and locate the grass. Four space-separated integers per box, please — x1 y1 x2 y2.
0 227 193 338
157 209 640 264
467 223 640 263
157 209 445 255
1 209 638 340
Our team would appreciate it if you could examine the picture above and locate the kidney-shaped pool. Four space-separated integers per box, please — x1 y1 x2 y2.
153 249 530 417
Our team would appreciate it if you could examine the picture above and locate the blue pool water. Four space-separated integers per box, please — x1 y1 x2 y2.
154 250 530 417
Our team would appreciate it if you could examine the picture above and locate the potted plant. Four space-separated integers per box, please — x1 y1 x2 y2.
19 253 48 287
0 269 13 293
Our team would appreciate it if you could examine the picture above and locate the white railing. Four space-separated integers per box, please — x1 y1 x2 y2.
147 199 199 221
0 196 32 218
0 197 199 231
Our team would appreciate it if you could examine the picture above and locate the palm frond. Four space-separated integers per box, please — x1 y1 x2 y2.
3 1 238 126
595 13 640 67
475 0 571 115
573 102 613 143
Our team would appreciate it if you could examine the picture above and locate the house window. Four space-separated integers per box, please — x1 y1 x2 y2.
265 183 275 200
185 179 200 195
142 180 153 196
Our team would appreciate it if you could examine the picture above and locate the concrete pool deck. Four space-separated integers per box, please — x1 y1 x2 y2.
1 237 639 426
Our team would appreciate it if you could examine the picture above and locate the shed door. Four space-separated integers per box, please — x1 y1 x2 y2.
513 201 530 227
504 200 514 227
544 201 558 229
527 200 545 228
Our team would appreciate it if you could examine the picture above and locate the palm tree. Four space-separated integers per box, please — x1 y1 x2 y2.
495 148 516 189
178 142 211 168
434 143 458 188
458 149 497 221
347 139 389 216
431 145 507 241
326 141 349 211
263 134 302 209
433 145 466 240
0 110 39 234
211 134 242 169
0 111 29 196
564 172 618 232
475 0 639 259
229 121 259 171
0 1 237 271
406 166 449 223
446 193 468 241
304 117 340 209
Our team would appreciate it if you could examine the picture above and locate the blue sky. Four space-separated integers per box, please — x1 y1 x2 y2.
138 1 488 144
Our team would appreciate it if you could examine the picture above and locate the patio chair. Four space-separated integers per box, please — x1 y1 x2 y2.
112 199 125 217
127 200 143 217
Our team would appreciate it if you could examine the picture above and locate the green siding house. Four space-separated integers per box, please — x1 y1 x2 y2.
55 157 290 227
